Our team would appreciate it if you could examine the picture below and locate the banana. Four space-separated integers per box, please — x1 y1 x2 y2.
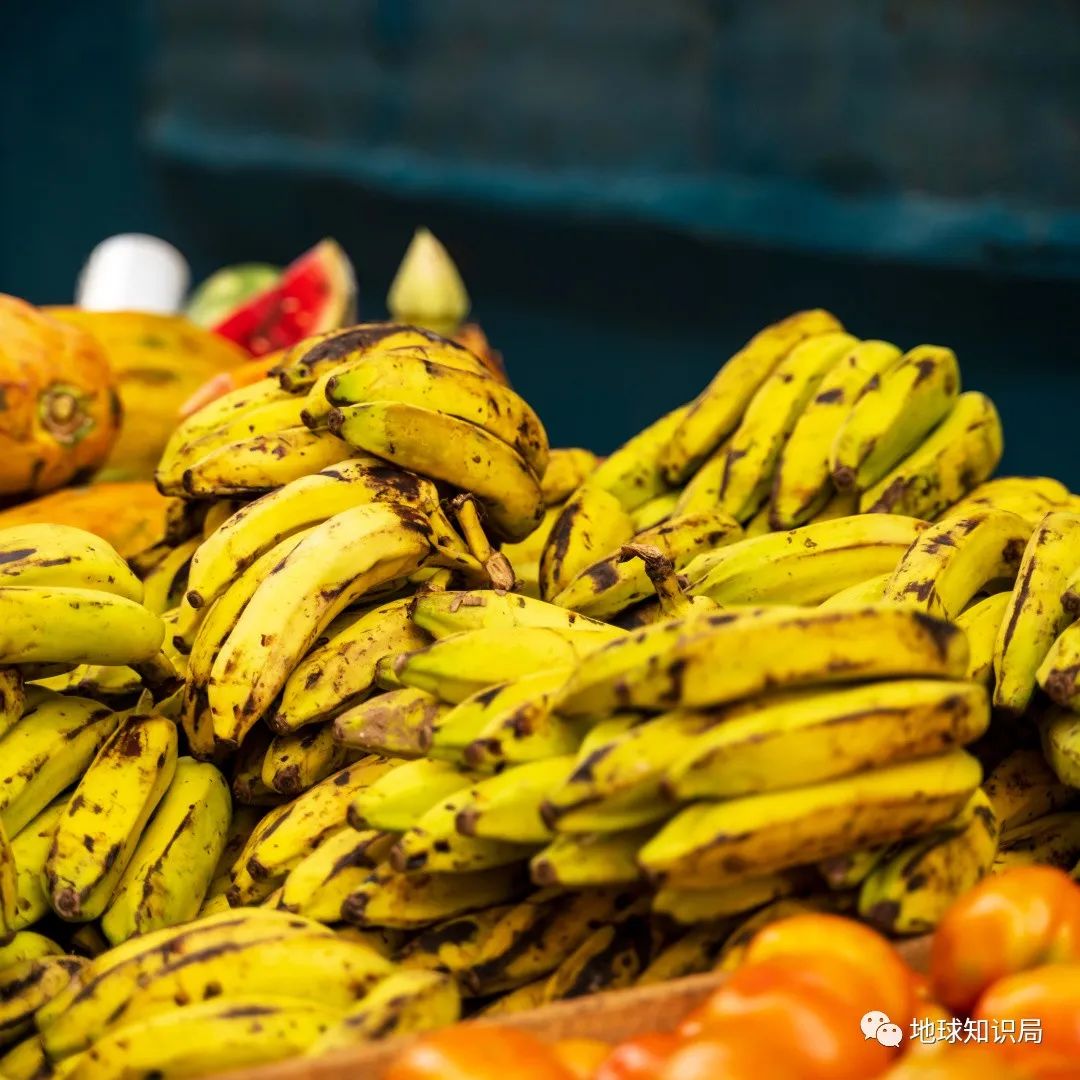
818 847 889 890
0 819 15 935
1038 627 1080 712
0 694 119 835
687 514 924 606
398 903 519 975
231 726 286 807
984 748 1075 831
957 591 1011 683
0 525 143 603
653 871 811 924
992 511 1080 713
715 898 836 972
502 506 560 597
664 679 988 801
660 310 844 484
539 483 637 600
464 701 590 770
807 487 860 522
349 759 480 833
206 805 264 900
558 605 969 716
818 572 891 609
45 713 178 921
8 801 66 931
271 598 430 734
0 956 84 1047
742 502 772 537
343 864 527 929
637 921 739 985
0 588 163 667
639 749 982 886
454 759 576 844
0 1033 50 1080
946 476 1075 528
630 491 680 531
333 688 448 758
208 503 435 748
136 539 195 617
278 828 395 922
478 978 547 1016
531 827 654 888
882 509 1031 620
831 344 960 492
0 932 63 969
552 510 742 618
859 392 1002 519
718 332 859 521
540 448 600 506
409 589 621 641
100 757 231 945
67 995 344 1079
0 668 24 741
993 811 1080 873
1041 708 1080 786
262 724 354 796
617 545 717 620
37 909 334 1060
305 970 459 1054
770 340 903 527
589 404 689 511
672 439 729 518
323 350 550 475
329 401 544 542
229 757 396 904
858 790 999 935
396 627 592 704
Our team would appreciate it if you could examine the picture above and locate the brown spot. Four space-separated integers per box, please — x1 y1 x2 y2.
814 387 844 404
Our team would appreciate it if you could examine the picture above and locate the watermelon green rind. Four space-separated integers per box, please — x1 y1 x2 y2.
185 263 281 328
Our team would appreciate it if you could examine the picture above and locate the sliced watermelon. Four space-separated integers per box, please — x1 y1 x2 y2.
186 263 281 328
210 239 356 356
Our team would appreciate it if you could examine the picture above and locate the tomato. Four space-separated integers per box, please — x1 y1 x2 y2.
880 1044 1027 1079
742 912 919 1022
384 1026 575 1080
594 1032 680 1080
686 954 898 1079
658 1037 781 1080
973 963 1080 1080
552 1039 613 1079
930 867 1080 1014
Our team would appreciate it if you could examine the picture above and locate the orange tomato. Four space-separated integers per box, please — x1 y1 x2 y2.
686 954 898 1079
594 1032 680 1080
973 963 1080 1080
384 1026 575 1080
742 913 919 1022
552 1039 612 1079
930 867 1080 1014
880 1044 1027 1079
658 1037 782 1080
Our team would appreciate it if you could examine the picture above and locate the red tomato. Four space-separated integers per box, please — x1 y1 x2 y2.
658 1037 782 1080
930 867 1080 1014
973 963 1080 1080
385 1026 575 1080
552 1039 613 1080
594 1032 681 1080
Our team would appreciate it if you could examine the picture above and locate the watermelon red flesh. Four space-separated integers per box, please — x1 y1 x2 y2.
211 239 357 356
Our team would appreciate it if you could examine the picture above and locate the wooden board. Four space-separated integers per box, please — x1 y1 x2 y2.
218 937 932 1080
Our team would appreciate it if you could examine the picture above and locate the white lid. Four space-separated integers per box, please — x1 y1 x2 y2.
76 234 190 314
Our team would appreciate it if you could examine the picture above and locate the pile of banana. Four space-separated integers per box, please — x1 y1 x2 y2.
7 312 1080 1077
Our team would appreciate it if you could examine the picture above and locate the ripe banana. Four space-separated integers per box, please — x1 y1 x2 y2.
630 491 680 531
718 332 859 520
946 476 1075 528
664 679 988 801
589 404 689 511
454 758 575 844
0 819 15 936
0 525 143 603
858 789 999 934
206 805 264 900
994 810 1080 873
818 846 888 890
231 726 286 807
8 800 66 931
882 509 1031 620
637 921 736 984
464 698 590 770
687 513 924 606
531 827 654 888
672 438 729 517
0 931 63 969
552 510 741 618
660 310 844 484
818 572 891 609
0 694 119 835
653 871 810 924
984 747 1076 832
1038 627 1080 712
349 759 479 833
831 344 960 492
139 536 200 617
262 724 355 796
478 978 547 1016
46 713 178 921
100 757 231 945
715 898 836 972
272 598 430 734
957 591 1011 683
540 448 599 505
329 401 544 542
538 484 638 601
0 956 84 1047
0 587 164 667
333 687 447 758
0 1032 51 1080
771 340 903 527
0 668 24 741
399 903 519 976
640 749 982 886
209 503 434 748
559 605 968 716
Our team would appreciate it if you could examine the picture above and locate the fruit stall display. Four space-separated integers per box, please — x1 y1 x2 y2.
2 231 1080 1078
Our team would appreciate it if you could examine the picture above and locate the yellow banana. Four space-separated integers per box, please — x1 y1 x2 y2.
0 668 24 741
589 404 689 511
540 448 600 506
9 800 67 931
640 749 981 886
831 344 960 492
718 332 859 520
637 921 736 983
398 903 519 975
653 871 809 924
660 310 844 484
333 687 448 758
0 932 63 970
0 818 15 936
478 978 547 1016
329 400 544 541
859 391 1003 518
771 340 903 527
464 700 591 770
502 505 560 597
984 747 1076 832
945 476 1075 528
630 491 680 531
100 757 231 945
0 1033 50 1080
531 827 654 888
230 726 286 807
882 509 1031 619
206 805 265 900
0 956 84 1048
993 511 1080 713
957 591 1011 683
818 847 889 890
1038 625 1080 713
558 605 968 716
716 898 836 972
349 759 480 833
994 811 1080 873
818 572 891 609
1040 708 1080 787
262 724 354 796
672 438 729 517
454 758 575 844
208 503 434 748
46 713 178 921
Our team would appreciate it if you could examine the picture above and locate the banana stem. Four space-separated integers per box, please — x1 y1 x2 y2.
620 543 694 618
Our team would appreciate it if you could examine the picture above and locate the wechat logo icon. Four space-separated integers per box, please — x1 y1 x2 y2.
861 1011 904 1048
